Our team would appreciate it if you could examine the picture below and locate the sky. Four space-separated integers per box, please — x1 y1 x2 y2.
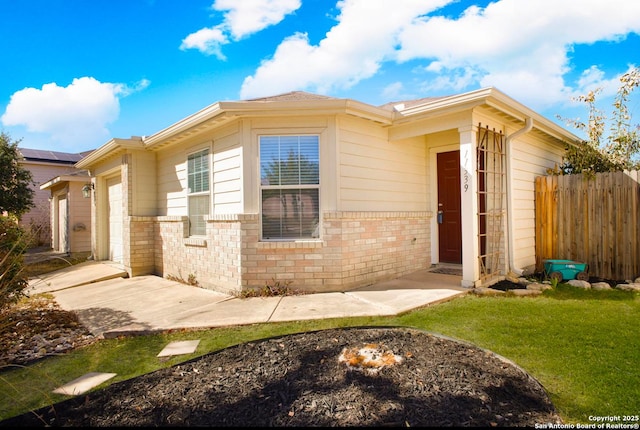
1 0 639 153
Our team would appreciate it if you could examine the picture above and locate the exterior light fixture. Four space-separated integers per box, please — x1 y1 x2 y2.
82 182 94 199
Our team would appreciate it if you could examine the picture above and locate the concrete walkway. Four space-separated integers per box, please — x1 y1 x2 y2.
27 261 469 338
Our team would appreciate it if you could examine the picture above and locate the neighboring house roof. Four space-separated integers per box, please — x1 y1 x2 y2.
77 87 583 170
19 148 85 164
245 91 339 102
79 149 95 158
18 148 94 191
40 169 90 190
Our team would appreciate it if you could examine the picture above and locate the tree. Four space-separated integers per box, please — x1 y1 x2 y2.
556 67 640 175
0 132 35 219
606 68 640 169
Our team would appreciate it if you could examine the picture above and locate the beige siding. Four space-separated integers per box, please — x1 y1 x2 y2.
47 181 91 254
91 155 122 177
131 151 157 216
157 151 184 216
20 161 80 244
157 145 188 216
213 126 242 214
389 111 471 141
67 182 91 253
510 134 565 271
156 123 242 217
338 116 428 211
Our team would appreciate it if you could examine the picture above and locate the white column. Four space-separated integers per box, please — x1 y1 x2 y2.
459 125 479 287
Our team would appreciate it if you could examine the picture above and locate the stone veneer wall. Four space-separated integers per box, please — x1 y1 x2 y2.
148 211 432 295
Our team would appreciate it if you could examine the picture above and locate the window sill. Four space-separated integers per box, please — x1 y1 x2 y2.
257 240 323 249
184 237 207 247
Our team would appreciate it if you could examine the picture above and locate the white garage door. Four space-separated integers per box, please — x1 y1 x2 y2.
107 177 123 263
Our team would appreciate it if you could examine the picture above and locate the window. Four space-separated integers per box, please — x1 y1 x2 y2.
260 135 319 240
187 149 210 236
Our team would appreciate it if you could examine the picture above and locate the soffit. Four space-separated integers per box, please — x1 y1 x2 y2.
143 99 393 151
40 171 90 190
76 138 144 170
389 88 581 147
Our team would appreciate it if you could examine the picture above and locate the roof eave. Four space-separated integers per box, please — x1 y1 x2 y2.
142 99 393 150
394 87 582 145
485 89 582 145
143 103 227 150
395 87 495 118
220 99 392 123
76 137 144 169
40 173 90 190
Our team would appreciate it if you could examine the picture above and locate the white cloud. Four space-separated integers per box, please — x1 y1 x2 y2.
575 66 627 99
396 0 640 108
381 82 406 100
180 0 301 57
180 27 229 59
241 0 640 110
420 66 480 93
1 77 144 148
214 0 302 39
241 0 449 98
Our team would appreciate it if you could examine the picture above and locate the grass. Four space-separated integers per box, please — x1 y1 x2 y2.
1 275 639 425
21 253 89 278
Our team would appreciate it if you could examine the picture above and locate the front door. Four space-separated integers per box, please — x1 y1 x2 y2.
56 195 68 253
437 151 462 263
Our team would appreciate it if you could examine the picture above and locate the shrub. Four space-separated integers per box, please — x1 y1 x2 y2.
166 272 200 287
238 278 304 298
0 216 30 310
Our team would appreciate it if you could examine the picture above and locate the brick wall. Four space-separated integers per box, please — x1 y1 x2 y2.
321 212 431 290
127 216 156 276
153 215 245 294
147 211 431 295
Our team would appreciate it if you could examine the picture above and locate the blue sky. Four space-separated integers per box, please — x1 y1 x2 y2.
1 0 639 153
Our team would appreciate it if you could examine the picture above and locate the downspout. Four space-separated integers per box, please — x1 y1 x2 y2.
505 117 533 276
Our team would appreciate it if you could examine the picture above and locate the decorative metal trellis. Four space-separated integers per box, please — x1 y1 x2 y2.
477 124 507 282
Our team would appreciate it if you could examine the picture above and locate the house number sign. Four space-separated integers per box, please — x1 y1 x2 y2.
462 147 470 192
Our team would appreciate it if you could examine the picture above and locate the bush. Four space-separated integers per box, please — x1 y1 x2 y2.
238 278 304 298
0 216 30 310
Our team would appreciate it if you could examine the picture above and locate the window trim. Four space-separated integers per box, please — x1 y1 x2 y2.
258 134 321 242
186 146 211 237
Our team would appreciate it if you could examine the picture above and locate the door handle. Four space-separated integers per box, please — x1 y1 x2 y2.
437 210 444 224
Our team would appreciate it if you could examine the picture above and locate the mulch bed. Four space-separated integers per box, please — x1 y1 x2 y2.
2 327 562 427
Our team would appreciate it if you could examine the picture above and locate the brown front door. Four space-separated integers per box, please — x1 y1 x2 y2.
437 151 462 263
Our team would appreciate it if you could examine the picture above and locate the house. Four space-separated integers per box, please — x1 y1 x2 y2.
39 169 92 256
17 148 90 250
76 88 581 294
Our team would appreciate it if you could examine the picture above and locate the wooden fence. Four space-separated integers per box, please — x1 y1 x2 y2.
535 170 640 281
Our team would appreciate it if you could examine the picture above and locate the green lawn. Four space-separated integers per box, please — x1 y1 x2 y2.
1 284 639 425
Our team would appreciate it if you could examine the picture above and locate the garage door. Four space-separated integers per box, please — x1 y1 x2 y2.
106 177 123 263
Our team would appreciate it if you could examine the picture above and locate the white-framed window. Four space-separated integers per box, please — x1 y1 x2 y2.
187 148 210 236
259 135 319 240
